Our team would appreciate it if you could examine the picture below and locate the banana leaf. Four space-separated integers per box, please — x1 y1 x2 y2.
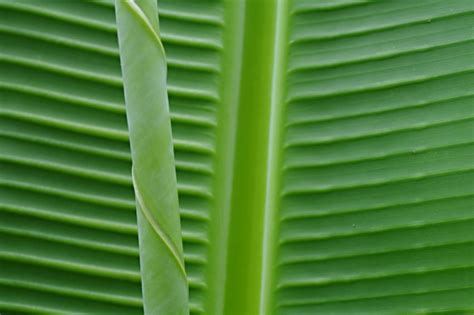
156 0 474 314
0 0 180 313
0 0 473 314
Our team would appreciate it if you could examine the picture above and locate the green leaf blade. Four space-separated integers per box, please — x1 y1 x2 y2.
0 0 143 313
275 1 474 314
157 0 474 314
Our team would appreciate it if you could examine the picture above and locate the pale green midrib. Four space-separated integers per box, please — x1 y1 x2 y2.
260 0 290 313
205 0 245 313
211 0 290 313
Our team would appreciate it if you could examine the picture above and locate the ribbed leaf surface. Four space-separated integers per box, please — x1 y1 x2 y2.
0 0 143 313
156 1 225 313
154 0 474 314
277 0 474 313
0 0 221 313
0 0 473 314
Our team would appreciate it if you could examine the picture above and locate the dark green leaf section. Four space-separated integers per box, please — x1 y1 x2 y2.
0 0 143 313
115 0 187 314
0 0 223 313
275 0 474 314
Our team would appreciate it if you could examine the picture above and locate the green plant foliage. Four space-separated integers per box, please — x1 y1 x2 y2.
0 0 143 313
0 0 473 314
0 0 219 313
272 1 474 313
115 0 188 313
156 0 474 314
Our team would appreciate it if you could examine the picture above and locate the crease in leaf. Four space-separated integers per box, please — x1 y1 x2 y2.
132 167 187 277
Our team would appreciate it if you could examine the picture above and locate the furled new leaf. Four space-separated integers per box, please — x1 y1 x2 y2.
115 0 188 314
